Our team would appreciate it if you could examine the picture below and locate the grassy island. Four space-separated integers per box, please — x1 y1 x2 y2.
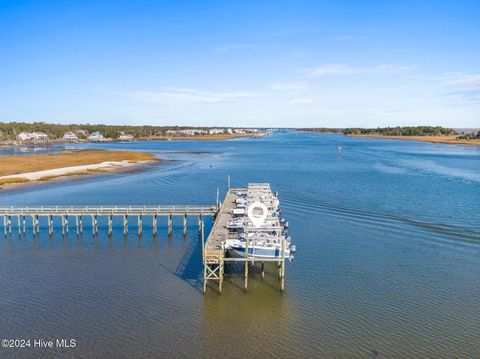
0 150 159 187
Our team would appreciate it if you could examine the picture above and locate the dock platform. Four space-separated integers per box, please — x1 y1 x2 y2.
1 183 290 294
202 185 288 293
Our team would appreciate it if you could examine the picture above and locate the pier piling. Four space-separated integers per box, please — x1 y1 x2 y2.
183 214 187 237
48 215 52 236
153 214 157 236
123 215 128 235
108 215 113 236
168 214 172 237
138 215 142 236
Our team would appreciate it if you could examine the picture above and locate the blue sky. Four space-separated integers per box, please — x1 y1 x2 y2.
0 0 479 127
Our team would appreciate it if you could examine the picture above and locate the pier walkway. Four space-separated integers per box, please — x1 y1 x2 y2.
1 205 217 236
1 184 288 294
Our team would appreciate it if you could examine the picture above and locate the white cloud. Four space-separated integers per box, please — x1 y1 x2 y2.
129 88 264 104
305 64 415 77
449 75 480 87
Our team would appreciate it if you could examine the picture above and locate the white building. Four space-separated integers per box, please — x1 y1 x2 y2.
87 132 104 142
17 131 49 142
209 128 224 135
118 134 134 141
63 131 78 141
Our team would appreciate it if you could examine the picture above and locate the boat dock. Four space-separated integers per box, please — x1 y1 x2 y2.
202 184 291 293
1 183 292 293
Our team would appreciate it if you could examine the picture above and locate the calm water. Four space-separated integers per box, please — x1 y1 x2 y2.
1 131 479 358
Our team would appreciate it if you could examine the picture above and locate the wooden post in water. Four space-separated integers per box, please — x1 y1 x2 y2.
244 235 249 290
8 215 12 235
75 215 79 235
22 215 26 235
3 216 6 236
123 215 128 235
108 215 113 236
262 262 265 279
17 215 21 236
31 216 35 236
152 214 157 236
79 215 83 235
65 215 69 235
183 214 187 237
197 215 202 238
95 215 98 235
61 215 65 236
91 215 95 236
280 235 285 291
168 214 172 237
219 256 224 294
201 219 207 294
138 215 142 236
47 215 52 236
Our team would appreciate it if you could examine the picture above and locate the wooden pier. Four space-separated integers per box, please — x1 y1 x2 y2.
1 184 290 294
0 205 217 237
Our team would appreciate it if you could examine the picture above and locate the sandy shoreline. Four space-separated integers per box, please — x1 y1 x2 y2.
0 150 160 189
347 134 480 146
0 160 157 190
0 160 150 181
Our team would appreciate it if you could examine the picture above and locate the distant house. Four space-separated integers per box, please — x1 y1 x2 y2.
17 131 49 143
17 132 32 142
87 132 104 142
32 132 48 141
63 131 78 141
118 134 134 141
182 129 196 136
209 128 224 135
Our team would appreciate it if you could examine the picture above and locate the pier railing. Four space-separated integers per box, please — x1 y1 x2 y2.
0 205 217 216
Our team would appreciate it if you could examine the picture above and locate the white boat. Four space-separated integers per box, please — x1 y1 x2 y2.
225 237 295 260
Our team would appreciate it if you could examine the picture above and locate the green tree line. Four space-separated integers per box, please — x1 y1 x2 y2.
0 122 222 141
342 126 455 136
